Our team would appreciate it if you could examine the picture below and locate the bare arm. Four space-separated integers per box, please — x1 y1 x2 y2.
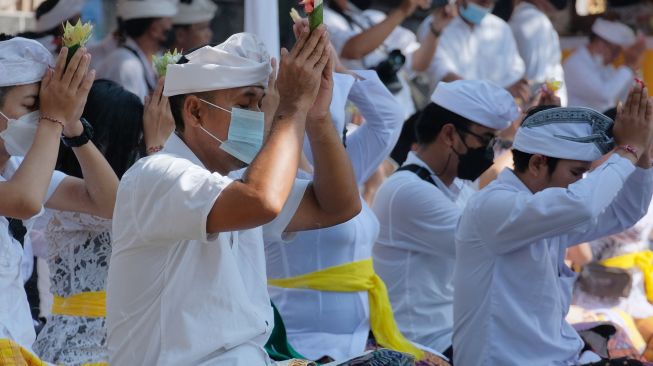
206 26 331 233
411 5 456 72
340 0 430 60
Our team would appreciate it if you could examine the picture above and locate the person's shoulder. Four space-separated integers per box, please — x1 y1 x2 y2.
121 153 214 187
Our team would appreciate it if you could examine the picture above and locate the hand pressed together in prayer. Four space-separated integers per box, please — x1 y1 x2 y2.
261 58 280 133
431 3 457 34
613 82 653 164
143 78 175 154
276 25 331 116
39 47 95 136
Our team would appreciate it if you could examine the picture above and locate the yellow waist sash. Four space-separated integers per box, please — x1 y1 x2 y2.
268 258 424 360
601 250 653 302
52 291 106 318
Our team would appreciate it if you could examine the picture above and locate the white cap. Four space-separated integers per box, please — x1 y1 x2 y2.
513 107 614 161
164 32 272 96
0 37 54 87
591 18 636 47
431 80 520 130
117 0 179 21
173 0 218 25
35 0 85 32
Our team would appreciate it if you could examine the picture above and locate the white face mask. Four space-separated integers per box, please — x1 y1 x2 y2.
0 110 40 157
198 99 265 165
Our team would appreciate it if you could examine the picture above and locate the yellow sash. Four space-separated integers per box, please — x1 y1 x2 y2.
52 291 106 318
0 339 47 366
268 258 424 360
601 250 653 302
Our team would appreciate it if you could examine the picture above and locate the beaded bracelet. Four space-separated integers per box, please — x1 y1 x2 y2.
39 115 65 130
146 145 164 154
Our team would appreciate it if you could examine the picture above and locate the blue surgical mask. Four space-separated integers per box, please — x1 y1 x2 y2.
460 2 492 25
199 99 265 164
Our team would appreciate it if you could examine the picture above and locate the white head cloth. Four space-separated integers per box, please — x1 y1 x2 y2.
117 0 179 21
0 37 54 87
592 18 636 47
513 107 614 161
431 80 520 130
35 0 85 32
164 32 272 96
173 0 219 25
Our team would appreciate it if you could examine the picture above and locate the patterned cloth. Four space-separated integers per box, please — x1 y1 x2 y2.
0 339 47 366
32 211 111 365
364 335 451 366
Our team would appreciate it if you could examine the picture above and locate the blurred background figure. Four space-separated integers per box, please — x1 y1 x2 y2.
95 0 178 101
563 18 645 113
169 0 219 52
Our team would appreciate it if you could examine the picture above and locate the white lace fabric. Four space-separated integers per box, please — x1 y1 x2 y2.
33 210 112 365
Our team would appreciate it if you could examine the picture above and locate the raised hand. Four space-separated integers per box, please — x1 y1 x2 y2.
613 82 653 157
276 25 331 115
143 78 175 154
261 58 280 134
39 47 94 136
400 0 432 16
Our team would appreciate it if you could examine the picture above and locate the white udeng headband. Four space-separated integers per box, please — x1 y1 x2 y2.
35 0 85 32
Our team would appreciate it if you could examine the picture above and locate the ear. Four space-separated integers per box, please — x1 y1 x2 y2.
183 95 204 129
528 154 548 177
439 123 457 148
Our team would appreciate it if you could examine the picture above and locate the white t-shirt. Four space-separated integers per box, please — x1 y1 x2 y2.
107 134 308 366
419 14 525 92
372 152 476 352
509 2 568 106
453 155 653 366
0 156 65 350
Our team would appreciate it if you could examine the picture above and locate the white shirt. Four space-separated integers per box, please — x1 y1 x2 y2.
324 6 419 117
96 37 157 102
107 134 308 366
268 70 404 361
563 45 633 113
372 152 476 353
453 154 653 366
0 157 65 350
509 2 568 106
420 14 525 91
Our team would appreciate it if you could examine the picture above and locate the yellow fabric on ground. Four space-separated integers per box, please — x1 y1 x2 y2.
601 250 653 303
0 339 47 366
269 258 424 360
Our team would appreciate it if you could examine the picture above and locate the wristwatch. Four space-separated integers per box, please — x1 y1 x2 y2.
61 118 94 148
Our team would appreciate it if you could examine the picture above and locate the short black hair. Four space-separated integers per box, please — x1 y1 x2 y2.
117 17 157 43
513 105 561 173
168 54 215 132
414 102 474 145
57 80 145 178
35 0 59 20
512 149 559 173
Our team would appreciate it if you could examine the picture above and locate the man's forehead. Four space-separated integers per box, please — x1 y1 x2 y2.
224 86 265 98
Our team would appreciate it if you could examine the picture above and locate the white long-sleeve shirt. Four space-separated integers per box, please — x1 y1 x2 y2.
563 45 633 112
453 154 653 366
509 2 568 106
420 14 525 91
372 152 476 352
267 70 405 361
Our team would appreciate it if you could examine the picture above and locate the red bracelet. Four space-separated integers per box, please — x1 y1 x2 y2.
616 145 639 160
39 115 65 130
147 145 164 154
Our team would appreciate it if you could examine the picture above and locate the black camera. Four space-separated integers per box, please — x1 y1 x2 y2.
373 49 406 94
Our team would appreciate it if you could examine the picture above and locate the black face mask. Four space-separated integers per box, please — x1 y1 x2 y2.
453 138 495 181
